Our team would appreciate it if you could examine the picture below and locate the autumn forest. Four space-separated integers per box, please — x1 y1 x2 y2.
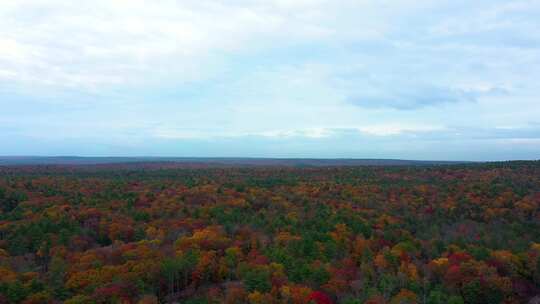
0 161 539 304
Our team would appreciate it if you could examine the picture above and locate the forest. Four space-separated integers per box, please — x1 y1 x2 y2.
0 161 539 304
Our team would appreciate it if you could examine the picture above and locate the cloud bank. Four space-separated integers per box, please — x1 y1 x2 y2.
1 0 539 160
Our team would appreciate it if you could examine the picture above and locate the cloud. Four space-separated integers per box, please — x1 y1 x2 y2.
428 0 540 48
0 0 340 90
255 128 334 139
347 85 473 110
346 84 511 110
1 0 540 160
356 124 446 136
145 124 448 140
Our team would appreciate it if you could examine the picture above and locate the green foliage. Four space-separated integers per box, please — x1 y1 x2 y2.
1 190 27 213
184 298 211 304
48 256 69 300
244 268 271 293
447 295 465 304
469 246 490 261
1 281 28 303
64 295 94 304
427 289 445 304
378 274 399 297
310 265 330 287
462 279 482 304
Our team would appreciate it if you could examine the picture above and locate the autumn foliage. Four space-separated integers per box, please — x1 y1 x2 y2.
0 161 539 303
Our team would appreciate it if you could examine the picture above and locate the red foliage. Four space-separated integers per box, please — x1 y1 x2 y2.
448 252 472 265
307 291 333 304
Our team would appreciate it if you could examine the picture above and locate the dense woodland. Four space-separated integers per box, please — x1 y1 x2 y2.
0 161 539 303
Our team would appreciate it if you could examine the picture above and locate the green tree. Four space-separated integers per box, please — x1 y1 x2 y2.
244 269 271 293
48 255 70 300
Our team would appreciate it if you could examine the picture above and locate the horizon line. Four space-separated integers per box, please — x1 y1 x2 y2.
3 155 539 163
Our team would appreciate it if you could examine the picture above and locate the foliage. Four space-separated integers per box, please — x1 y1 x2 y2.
0 161 539 303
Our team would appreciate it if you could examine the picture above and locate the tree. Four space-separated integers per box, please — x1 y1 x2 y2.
389 289 417 304
307 291 333 304
48 256 69 300
244 268 271 293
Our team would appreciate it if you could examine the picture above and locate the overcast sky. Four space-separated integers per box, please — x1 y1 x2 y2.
1 0 539 160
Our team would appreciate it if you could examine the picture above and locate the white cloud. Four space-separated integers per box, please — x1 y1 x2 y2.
0 0 342 90
150 124 446 140
357 124 446 136
254 128 334 139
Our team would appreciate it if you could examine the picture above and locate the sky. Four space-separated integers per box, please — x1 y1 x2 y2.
1 0 539 161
